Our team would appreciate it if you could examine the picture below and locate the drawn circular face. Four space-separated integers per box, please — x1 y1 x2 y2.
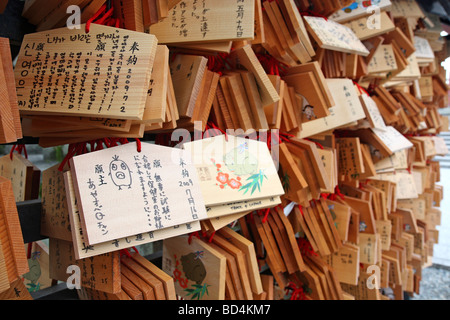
109 157 132 189
112 161 128 180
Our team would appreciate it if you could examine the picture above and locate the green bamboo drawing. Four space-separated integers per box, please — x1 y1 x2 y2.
239 170 267 195
184 283 210 300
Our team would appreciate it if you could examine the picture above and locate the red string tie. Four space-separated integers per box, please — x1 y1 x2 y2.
120 249 132 258
285 282 307 300
9 144 28 160
188 231 200 244
85 4 107 33
300 10 328 21
335 186 345 200
135 139 142 152
27 242 33 259
353 80 370 96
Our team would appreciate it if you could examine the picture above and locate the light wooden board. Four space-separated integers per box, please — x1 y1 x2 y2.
120 255 166 300
113 0 145 32
0 50 17 144
207 239 244 299
183 135 284 207
367 44 398 74
15 24 157 120
298 78 366 139
0 277 32 300
169 54 208 117
209 233 253 299
69 141 207 245
204 211 249 232
149 0 255 44
0 37 22 140
64 170 201 259
217 226 263 295
0 237 10 293
325 243 360 285
141 45 169 123
343 11 395 41
230 44 280 107
130 251 177 300
0 177 29 281
24 115 132 133
328 0 392 23
0 153 34 202
49 237 121 294
21 240 53 293
35 0 90 31
303 16 369 56
121 263 156 300
40 164 72 242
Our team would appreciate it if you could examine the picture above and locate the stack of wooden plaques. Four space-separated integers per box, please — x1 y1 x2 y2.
0 153 40 202
48 236 176 300
2 0 449 302
260 0 315 66
162 231 267 300
0 177 30 299
0 38 22 144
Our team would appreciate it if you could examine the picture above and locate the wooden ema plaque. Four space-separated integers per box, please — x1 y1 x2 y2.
49 237 121 294
69 141 207 246
15 24 158 120
64 170 200 260
230 44 280 107
217 226 263 295
40 163 72 242
21 240 53 293
0 177 29 284
169 54 207 118
0 278 33 300
0 37 22 143
0 153 40 202
128 251 177 300
162 235 226 300
183 135 284 207
343 11 395 41
297 79 366 139
149 0 255 44
303 16 369 56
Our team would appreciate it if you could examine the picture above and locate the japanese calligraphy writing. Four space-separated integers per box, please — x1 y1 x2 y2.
15 24 157 120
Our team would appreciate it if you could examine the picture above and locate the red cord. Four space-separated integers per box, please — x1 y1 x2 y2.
9 144 28 160
135 139 141 152
300 10 328 21
85 4 107 33
188 231 200 244
27 242 33 259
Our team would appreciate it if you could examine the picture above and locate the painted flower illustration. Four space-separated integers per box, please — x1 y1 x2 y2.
216 172 229 185
228 178 242 190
